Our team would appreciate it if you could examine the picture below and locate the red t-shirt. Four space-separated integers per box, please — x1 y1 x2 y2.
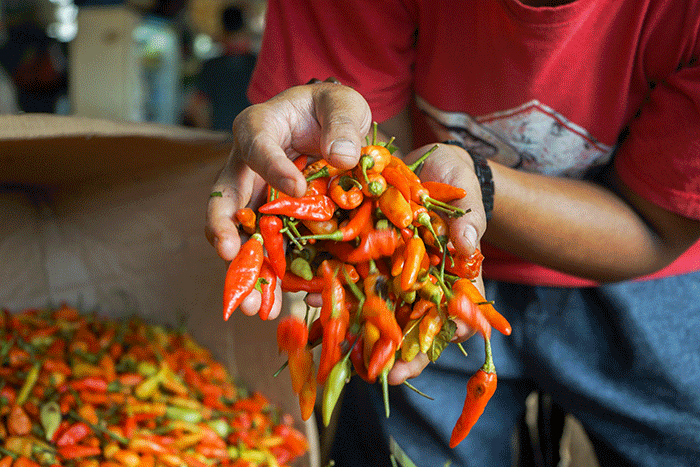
248 0 700 287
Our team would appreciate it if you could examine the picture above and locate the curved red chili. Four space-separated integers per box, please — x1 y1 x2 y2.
257 258 277 320
259 215 286 279
223 234 264 321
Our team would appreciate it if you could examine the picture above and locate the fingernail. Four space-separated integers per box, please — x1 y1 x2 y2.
463 225 478 251
330 139 358 168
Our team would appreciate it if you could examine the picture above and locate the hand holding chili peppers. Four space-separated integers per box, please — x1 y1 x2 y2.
215 125 508 448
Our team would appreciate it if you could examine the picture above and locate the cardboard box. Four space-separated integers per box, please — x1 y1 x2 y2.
0 114 320 467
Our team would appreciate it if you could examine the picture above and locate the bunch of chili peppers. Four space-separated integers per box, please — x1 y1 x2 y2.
223 124 512 447
0 305 307 467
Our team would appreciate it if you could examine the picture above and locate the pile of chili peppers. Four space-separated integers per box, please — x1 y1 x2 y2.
223 125 512 447
0 305 308 467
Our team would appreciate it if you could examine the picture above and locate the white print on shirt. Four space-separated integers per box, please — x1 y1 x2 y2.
416 96 614 178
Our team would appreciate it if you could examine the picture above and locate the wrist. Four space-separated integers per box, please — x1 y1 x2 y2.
442 140 494 220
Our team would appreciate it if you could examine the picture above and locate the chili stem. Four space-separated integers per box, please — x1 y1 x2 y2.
456 342 468 357
482 335 495 373
402 380 434 400
407 145 439 172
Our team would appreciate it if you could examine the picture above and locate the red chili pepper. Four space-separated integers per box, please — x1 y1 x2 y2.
334 226 399 264
70 376 108 393
362 295 402 347
234 208 257 235
422 181 467 202
259 216 286 279
257 258 277 320
366 337 396 382
258 195 337 221
317 318 346 385
305 177 329 196
329 175 364 210
223 233 265 321
56 421 92 446
349 333 375 383
452 278 511 336
450 337 498 448
276 316 308 354
378 186 413 229
446 248 484 281
446 285 492 339
57 444 102 459
280 274 324 293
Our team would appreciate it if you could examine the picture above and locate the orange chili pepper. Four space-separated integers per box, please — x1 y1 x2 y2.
378 186 413 229
280 274 324 293
329 175 364 210
381 166 411 201
7 404 31 436
305 177 329 196
401 234 426 292
446 247 485 281
422 181 468 202
452 278 511 336
223 233 264 321
234 208 256 235
450 336 497 447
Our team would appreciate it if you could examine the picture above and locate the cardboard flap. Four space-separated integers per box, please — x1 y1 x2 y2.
0 114 232 188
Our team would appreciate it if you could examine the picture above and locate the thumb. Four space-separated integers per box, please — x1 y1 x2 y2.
411 143 487 255
312 83 373 170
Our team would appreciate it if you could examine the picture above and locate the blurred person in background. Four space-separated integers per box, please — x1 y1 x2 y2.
183 4 256 131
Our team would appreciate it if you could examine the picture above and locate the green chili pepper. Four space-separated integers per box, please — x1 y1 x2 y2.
40 401 62 441
16 362 41 406
322 349 352 427
290 257 314 281
206 418 231 438
165 405 203 423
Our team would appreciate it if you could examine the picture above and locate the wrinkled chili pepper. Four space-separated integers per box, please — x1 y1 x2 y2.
446 248 484 281
223 233 264 321
449 336 497 448
259 216 286 279
329 175 364 210
287 347 313 394
367 337 396 382
362 295 402 348
258 195 337 221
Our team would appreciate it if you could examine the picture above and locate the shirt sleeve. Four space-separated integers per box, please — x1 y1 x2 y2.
615 60 700 220
247 0 417 123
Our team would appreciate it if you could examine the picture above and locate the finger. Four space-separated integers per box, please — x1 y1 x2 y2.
305 293 323 308
205 157 256 261
239 289 261 317
312 83 373 170
412 144 487 255
240 131 308 198
387 353 430 385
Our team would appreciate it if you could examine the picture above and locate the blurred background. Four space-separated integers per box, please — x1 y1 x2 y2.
0 0 265 131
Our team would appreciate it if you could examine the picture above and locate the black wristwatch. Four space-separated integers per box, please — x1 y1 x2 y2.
442 140 494 220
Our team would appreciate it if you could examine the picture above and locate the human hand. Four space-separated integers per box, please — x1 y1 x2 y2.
205 82 372 317
386 143 488 385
